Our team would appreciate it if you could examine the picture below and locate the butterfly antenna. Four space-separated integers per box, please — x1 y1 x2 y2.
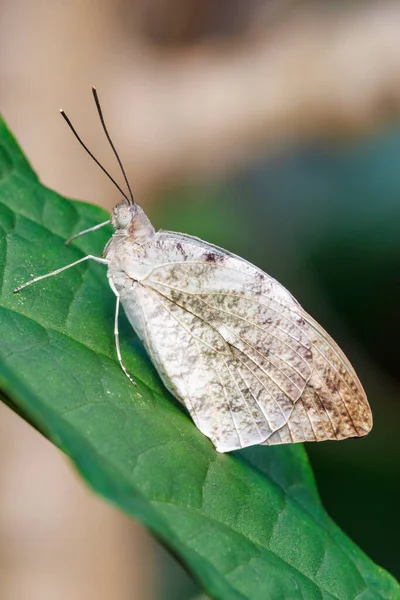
92 87 135 205
59 109 131 203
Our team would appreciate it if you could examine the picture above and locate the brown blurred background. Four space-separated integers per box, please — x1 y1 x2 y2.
1 1 400 598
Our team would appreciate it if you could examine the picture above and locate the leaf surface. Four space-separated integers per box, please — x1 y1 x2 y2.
0 117 398 600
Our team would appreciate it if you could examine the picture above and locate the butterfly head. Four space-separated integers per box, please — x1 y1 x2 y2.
111 201 155 242
111 201 135 229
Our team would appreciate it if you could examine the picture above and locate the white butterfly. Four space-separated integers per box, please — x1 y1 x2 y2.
14 89 373 453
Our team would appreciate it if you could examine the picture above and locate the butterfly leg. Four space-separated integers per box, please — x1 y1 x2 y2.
65 220 110 245
109 278 137 387
13 255 110 293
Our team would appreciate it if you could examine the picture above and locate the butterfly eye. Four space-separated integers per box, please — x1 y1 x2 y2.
117 208 131 228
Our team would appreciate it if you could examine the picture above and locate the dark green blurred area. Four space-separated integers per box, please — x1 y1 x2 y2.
151 129 400 583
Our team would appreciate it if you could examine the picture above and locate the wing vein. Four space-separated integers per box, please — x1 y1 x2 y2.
147 279 311 378
310 344 360 434
214 361 243 448
235 363 273 439
231 346 288 427
222 322 305 395
224 358 263 443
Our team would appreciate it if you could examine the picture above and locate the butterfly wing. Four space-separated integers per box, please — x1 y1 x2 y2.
117 231 372 452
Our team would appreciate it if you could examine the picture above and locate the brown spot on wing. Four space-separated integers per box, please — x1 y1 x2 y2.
203 251 225 263
176 241 188 260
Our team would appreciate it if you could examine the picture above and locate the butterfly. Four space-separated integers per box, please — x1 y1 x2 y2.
14 88 373 453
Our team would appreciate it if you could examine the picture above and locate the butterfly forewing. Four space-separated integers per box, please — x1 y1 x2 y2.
111 231 372 452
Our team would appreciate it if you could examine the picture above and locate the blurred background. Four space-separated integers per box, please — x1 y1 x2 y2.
0 0 399 598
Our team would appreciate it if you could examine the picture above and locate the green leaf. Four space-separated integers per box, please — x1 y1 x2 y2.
0 116 398 600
